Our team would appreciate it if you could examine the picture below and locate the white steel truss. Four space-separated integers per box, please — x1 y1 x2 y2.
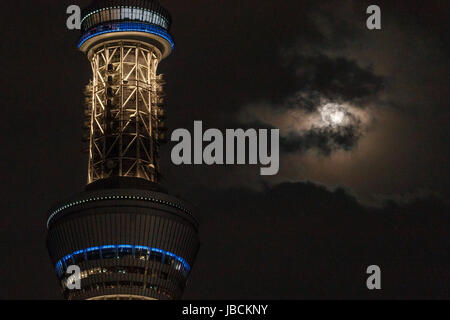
84 41 167 184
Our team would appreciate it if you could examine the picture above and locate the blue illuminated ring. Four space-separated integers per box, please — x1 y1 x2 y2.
78 22 175 50
56 245 190 275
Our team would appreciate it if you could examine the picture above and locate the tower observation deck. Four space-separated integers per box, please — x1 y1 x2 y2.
46 0 200 300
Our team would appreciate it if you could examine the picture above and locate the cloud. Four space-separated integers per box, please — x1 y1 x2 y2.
280 121 363 155
289 55 384 104
237 3 385 157
185 181 450 299
162 0 449 205
230 0 448 204
238 55 380 155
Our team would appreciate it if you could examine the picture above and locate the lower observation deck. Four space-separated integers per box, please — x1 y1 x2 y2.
46 178 199 300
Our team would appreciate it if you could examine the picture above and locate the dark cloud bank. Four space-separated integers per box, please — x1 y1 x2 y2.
280 123 363 155
286 55 384 106
185 182 449 299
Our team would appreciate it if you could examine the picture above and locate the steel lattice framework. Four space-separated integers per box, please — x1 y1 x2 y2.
85 42 167 183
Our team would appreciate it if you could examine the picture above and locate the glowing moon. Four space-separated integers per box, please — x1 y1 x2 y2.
320 103 346 126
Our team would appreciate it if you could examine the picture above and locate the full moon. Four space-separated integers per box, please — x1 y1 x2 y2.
320 103 346 126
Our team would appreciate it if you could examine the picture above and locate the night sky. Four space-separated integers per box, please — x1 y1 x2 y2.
1 0 448 299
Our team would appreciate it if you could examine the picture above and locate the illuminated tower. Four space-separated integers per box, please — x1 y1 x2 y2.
46 0 199 300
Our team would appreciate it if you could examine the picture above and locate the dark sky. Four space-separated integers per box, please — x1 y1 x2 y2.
0 0 448 299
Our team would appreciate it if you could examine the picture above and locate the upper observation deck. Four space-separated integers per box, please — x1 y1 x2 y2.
79 0 174 58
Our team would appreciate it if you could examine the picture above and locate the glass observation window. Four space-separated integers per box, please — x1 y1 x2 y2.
87 248 100 260
57 245 190 277
149 251 163 262
118 246 133 258
83 7 170 31
101 247 117 259
73 251 85 264
135 247 149 261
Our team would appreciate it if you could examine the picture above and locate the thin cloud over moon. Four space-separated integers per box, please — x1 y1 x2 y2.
228 1 449 204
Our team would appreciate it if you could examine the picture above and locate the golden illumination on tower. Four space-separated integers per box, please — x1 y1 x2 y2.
83 41 167 183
